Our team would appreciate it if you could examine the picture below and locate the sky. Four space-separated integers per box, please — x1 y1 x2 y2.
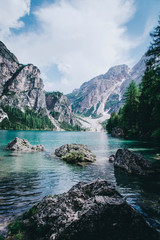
0 0 160 94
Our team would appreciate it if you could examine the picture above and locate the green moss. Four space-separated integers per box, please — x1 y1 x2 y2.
8 219 22 235
62 151 85 163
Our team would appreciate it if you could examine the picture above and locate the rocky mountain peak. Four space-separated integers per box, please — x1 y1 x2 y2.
0 40 79 131
104 64 130 80
67 56 147 117
0 41 18 63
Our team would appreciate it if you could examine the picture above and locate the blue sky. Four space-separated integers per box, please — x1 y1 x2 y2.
0 0 160 93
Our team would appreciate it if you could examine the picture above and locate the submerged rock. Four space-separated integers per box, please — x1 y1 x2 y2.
109 154 115 163
111 127 124 138
55 144 96 164
7 179 159 240
111 148 153 176
6 137 44 152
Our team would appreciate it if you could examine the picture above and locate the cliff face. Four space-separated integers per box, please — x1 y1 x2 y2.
0 41 46 112
67 56 146 116
0 41 77 130
46 92 77 126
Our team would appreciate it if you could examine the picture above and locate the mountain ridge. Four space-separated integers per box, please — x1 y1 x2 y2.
0 41 78 131
67 55 147 116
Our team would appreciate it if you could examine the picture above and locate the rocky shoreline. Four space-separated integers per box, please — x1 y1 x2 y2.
5 179 160 240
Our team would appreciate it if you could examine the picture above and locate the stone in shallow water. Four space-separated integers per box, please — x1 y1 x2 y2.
55 143 96 164
7 179 160 240
6 137 44 152
111 148 153 176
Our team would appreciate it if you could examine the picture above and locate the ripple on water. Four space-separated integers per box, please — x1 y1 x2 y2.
0 130 160 235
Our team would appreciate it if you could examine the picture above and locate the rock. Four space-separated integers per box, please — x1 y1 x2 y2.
67 55 147 116
111 127 124 138
7 179 160 240
0 40 79 131
46 92 77 127
6 137 44 152
55 144 96 164
109 154 115 162
113 148 153 176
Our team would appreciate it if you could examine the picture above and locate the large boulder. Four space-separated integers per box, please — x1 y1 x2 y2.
6 137 44 152
55 144 96 164
112 148 153 176
111 127 124 138
7 179 159 240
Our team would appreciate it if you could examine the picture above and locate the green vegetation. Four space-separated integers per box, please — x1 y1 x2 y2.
45 91 62 100
106 17 160 140
0 106 54 130
62 151 85 163
50 110 60 120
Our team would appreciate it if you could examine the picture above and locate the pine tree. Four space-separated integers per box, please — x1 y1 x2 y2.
139 16 160 139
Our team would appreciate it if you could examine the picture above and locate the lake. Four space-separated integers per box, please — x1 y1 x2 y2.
0 130 160 234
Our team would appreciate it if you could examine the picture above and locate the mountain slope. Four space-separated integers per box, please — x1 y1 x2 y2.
0 41 77 130
67 55 147 116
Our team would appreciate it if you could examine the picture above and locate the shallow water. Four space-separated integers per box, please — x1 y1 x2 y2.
0 130 160 234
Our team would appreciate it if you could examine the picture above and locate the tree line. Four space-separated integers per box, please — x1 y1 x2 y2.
0 106 54 130
106 17 160 141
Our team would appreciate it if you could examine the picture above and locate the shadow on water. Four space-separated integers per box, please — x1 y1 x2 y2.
114 168 160 232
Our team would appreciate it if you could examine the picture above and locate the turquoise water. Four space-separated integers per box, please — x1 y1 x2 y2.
0 130 160 234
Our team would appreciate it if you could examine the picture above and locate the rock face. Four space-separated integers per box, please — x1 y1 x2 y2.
112 149 153 176
0 41 78 130
111 127 124 138
55 144 96 164
7 179 159 240
6 137 44 152
0 42 46 112
67 55 147 116
46 92 77 127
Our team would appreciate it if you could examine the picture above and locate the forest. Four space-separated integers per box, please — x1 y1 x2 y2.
106 18 160 140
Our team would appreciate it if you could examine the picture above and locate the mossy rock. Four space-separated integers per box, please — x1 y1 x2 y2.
55 144 96 165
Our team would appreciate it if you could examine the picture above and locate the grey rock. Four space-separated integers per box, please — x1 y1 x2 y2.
6 137 44 152
67 55 147 116
8 179 160 240
46 92 77 126
111 127 124 138
0 40 79 131
109 154 115 163
55 144 96 164
113 148 153 176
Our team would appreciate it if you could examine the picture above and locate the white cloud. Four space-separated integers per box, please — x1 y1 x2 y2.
1 0 148 94
0 0 30 37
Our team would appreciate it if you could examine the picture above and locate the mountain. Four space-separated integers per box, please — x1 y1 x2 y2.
0 41 77 130
67 55 147 117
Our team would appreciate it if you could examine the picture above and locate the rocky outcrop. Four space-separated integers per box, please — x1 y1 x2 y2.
67 55 147 116
111 149 153 176
46 92 77 126
0 41 79 131
7 179 160 240
6 137 44 152
55 144 96 164
111 127 124 138
0 42 46 112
